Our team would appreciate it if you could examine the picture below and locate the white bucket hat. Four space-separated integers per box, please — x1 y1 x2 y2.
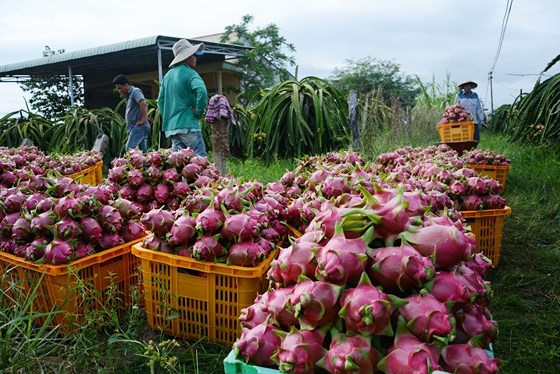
458 79 478 89
169 39 204 67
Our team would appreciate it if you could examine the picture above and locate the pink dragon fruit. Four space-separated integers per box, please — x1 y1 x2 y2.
43 238 76 264
153 183 171 204
339 272 394 336
166 214 197 246
226 240 267 266
75 243 96 259
461 194 484 211
54 217 82 240
11 217 32 243
120 221 146 243
195 204 225 234
145 164 163 185
396 293 454 342
272 326 328 373
441 343 500 373
96 205 123 233
267 236 320 287
233 320 282 367
423 270 473 310
162 168 181 184
316 329 380 374
127 168 144 187
288 277 342 330
466 176 488 195
142 235 174 253
192 235 226 261
401 223 475 269
171 181 191 198
463 252 493 277
372 188 413 240
482 194 506 209
455 304 498 346
80 216 103 244
140 208 175 237
136 183 154 203
112 197 142 220
221 212 261 242
377 316 442 373
99 232 125 249
239 292 272 329
266 286 299 329
314 223 373 287
368 245 435 293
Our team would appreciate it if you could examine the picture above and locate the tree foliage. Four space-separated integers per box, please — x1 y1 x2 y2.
220 14 296 103
329 57 419 107
19 46 84 120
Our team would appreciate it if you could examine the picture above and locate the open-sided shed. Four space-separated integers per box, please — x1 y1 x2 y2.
0 35 250 109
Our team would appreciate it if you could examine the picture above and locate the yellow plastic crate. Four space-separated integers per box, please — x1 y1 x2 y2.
461 207 512 266
437 121 475 142
467 164 511 191
0 237 144 333
66 161 103 185
132 243 278 345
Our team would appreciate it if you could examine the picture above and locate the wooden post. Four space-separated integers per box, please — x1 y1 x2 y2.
348 90 360 150
211 118 229 174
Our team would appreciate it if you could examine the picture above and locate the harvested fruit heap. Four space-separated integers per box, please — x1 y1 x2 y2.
439 103 473 124
461 149 511 166
0 178 145 264
233 148 502 373
0 146 102 188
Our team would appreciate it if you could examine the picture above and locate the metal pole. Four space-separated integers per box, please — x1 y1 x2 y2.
68 65 75 106
157 46 163 149
489 71 494 114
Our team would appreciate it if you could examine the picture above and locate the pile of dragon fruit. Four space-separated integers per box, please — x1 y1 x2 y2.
138 178 290 266
0 176 145 264
372 144 507 210
461 149 511 166
233 183 500 373
438 103 473 124
0 146 102 188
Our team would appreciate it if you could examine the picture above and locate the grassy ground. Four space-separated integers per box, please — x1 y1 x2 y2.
1 131 559 373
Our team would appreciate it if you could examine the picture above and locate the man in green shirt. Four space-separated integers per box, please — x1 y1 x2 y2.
158 39 208 156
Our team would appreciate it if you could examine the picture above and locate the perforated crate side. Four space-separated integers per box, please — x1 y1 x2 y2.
437 121 475 142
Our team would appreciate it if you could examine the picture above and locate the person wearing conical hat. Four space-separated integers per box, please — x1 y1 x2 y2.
454 79 485 142
158 39 208 156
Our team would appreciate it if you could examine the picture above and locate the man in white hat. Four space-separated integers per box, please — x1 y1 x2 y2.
157 39 208 156
454 79 485 142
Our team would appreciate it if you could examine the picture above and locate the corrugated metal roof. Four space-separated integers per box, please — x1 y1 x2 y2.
0 35 250 77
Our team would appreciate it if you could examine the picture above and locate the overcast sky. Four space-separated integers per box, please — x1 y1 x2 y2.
1 0 558 117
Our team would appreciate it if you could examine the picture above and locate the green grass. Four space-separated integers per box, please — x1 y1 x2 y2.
1 131 559 373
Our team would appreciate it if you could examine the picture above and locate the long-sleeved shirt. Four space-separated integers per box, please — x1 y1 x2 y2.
158 63 208 137
454 91 485 124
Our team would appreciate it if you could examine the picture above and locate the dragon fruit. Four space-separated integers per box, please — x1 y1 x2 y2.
171 181 191 198
153 183 171 204
288 278 342 330
221 212 261 242
79 216 103 244
24 236 49 261
99 232 125 249
162 168 181 184
127 168 144 187
233 320 282 367
441 343 500 373
239 292 272 329
166 214 197 246
463 252 493 277
316 329 380 374
96 205 123 233
12 217 32 243
195 205 225 234
145 164 163 184
396 293 454 342
192 235 227 261
482 194 506 209
368 245 435 293
54 217 82 240
227 240 268 266
43 238 76 264
339 272 394 336
267 236 320 287
75 243 96 259
272 326 328 373
136 184 154 203
266 286 299 329
401 224 475 269
120 221 146 243
113 197 142 220
423 270 473 310
455 304 498 346
140 208 175 237
314 223 372 287
461 194 484 211
377 316 442 373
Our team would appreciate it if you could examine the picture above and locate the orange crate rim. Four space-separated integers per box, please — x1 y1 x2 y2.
460 206 512 218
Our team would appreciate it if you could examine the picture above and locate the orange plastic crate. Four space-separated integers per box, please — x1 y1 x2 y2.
66 161 103 185
467 164 511 191
461 207 512 266
0 237 144 333
437 121 475 142
132 243 278 345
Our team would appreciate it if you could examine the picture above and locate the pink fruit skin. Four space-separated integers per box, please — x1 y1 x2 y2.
398 293 453 342
339 273 393 336
289 278 341 330
379 334 442 373
233 322 281 367
274 328 327 373
369 245 434 293
267 239 319 287
442 343 500 374
318 331 380 374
